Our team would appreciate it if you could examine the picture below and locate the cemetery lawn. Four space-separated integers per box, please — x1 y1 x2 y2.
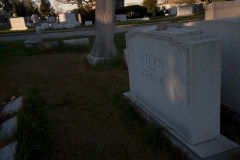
0 13 204 35
0 32 239 160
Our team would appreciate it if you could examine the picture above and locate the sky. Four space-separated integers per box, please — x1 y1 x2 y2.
50 0 147 13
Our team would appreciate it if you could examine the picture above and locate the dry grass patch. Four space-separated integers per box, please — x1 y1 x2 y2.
0 51 190 160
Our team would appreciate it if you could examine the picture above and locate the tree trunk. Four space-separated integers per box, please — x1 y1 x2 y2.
87 0 118 65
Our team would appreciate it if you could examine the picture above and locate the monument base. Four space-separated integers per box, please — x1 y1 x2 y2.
10 27 28 30
86 54 115 66
123 92 239 160
176 14 194 17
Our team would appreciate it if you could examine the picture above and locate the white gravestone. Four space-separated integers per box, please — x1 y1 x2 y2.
31 14 39 23
115 14 127 21
50 23 63 29
205 1 240 20
142 17 149 20
48 16 56 23
183 18 240 112
176 5 194 17
10 17 28 30
59 13 76 24
124 26 238 159
169 7 177 16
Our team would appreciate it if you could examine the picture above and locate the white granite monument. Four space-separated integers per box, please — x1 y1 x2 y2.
205 1 240 20
124 26 239 159
183 18 240 112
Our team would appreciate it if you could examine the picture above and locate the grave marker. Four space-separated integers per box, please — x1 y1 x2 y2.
205 1 240 20
176 5 194 17
124 26 239 159
10 17 28 30
59 13 76 24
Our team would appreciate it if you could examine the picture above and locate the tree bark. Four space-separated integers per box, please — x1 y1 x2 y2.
89 0 117 58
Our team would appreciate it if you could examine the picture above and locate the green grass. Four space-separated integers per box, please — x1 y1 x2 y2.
0 30 239 160
0 13 204 35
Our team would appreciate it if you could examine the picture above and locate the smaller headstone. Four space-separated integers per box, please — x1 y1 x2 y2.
0 141 17 160
36 29 42 43
63 38 89 46
115 14 127 21
41 23 49 29
85 21 92 25
74 21 81 27
142 17 149 20
0 116 17 138
50 23 63 29
134 18 142 20
63 23 75 29
31 14 39 23
156 21 168 30
48 16 56 23
176 5 194 17
59 13 76 24
1 96 22 114
10 17 28 30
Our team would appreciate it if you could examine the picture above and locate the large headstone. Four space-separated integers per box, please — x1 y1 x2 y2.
205 1 240 20
49 23 63 29
183 18 240 112
124 26 239 159
176 5 194 17
59 13 76 24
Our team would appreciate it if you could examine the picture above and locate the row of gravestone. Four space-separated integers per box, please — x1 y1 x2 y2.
0 96 22 160
9 13 93 31
158 3 203 16
124 1 240 159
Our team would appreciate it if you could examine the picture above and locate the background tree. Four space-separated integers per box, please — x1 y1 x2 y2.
143 0 157 14
1 0 13 12
40 0 51 16
87 0 117 65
